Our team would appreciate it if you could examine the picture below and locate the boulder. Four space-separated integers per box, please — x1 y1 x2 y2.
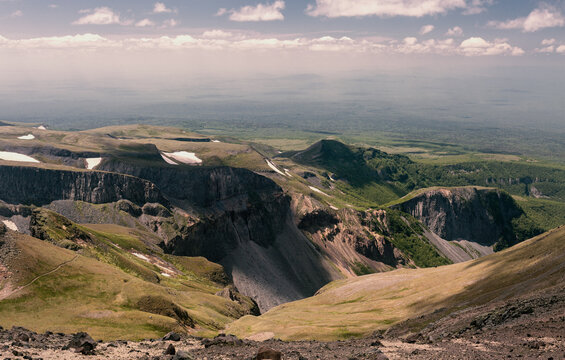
164 343 176 355
201 334 243 348
162 332 181 341
63 332 97 355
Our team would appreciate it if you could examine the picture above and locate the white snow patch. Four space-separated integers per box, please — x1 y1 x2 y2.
160 272 171 278
163 151 202 165
37 125 47 130
85 157 102 169
212 139 221 143
2 220 18 231
309 186 330 197
161 153 178 165
266 159 286 176
284 168 293 177
132 252 150 261
329 205 338 210
0 151 40 163
17 134 35 140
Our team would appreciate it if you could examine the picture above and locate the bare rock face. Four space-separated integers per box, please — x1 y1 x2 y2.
0 165 166 207
298 208 410 275
98 160 281 208
393 187 524 246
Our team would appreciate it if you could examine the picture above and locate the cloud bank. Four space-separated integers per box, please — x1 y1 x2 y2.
0 32 529 57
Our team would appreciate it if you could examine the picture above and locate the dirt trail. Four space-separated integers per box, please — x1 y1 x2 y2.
0 254 78 300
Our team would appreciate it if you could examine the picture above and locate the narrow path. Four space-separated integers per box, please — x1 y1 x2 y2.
0 254 79 300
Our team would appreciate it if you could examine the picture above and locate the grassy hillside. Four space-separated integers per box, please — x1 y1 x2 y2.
0 220 255 340
227 226 565 341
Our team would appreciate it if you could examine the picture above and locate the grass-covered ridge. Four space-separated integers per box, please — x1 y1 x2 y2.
0 210 257 340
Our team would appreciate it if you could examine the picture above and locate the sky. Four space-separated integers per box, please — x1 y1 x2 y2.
0 0 564 129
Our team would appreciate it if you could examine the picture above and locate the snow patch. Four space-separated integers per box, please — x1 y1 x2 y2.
160 153 178 165
266 159 286 176
0 151 40 163
17 134 35 140
85 157 102 169
160 272 171 278
212 139 221 143
37 125 47 130
309 186 330 197
329 205 338 210
163 151 202 165
132 252 150 261
2 220 17 231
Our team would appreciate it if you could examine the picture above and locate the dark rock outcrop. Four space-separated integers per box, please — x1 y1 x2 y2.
63 332 97 355
0 165 166 207
98 160 280 208
393 187 529 246
163 193 290 262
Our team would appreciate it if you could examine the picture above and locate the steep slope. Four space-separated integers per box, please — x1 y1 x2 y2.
96 159 342 312
227 226 565 341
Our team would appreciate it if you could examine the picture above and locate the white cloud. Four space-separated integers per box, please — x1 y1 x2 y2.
162 19 178 27
541 38 556 45
153 2 173 14
488 5 565 32
536 45 554 53
446 26 463 36
459 36 524 56
10 10 23 17
219 1 286 22
419 24 435 35
135 19 155 27
72 7 130 26
462 0 493 15
48 4 59 9
556 45 565 53
305 0 468 18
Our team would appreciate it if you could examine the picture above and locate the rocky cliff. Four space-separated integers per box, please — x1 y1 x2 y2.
98 159 280 208
0 165 166 206
393 187 538 248
98 158 342 312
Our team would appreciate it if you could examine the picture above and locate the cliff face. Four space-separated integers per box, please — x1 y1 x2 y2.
394 188 522 245
98 160 280 208
0 165 166 206
164 193 291 262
